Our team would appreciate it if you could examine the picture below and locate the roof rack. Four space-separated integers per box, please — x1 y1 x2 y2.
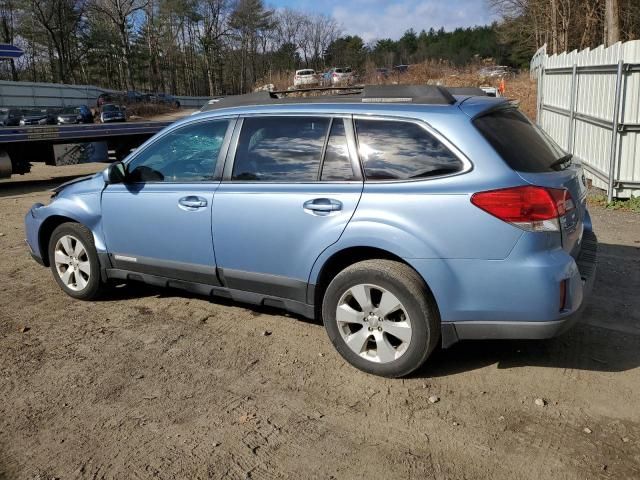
201 84 478 111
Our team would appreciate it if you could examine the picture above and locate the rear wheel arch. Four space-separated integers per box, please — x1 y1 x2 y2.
312 246 439 321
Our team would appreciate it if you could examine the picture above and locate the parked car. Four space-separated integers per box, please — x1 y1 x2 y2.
324 67 354 85
392 64 410 74
479 65 516 78
126 90 144 103
56 105 94 125
24 85 597 378
99 104 126 123
0 108 23 127
155 93 181 108
375 67 390 80
19 109 56 126
96 93 113 109
293 69 319 88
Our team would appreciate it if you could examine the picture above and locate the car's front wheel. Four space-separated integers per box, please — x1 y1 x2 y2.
48 223 103 300
322 260 440 377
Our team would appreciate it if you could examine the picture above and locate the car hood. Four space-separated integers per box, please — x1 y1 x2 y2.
52 173 99 194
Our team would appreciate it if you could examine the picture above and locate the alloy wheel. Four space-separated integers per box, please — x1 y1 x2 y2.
336 284 412 363
54 234 91 291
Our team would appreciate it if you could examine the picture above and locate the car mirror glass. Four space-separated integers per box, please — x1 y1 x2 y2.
103 161 127 184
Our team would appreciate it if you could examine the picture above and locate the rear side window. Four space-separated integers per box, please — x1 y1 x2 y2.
232 116 329 181
473 108 567 172
321 120 355 181
355 119 463 180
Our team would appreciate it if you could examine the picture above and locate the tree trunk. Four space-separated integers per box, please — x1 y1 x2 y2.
550 0 558 53
606 0 620 45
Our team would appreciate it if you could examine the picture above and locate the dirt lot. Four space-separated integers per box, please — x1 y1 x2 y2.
1 164 639 480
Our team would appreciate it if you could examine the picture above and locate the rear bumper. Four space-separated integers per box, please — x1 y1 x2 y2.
430 230 598 347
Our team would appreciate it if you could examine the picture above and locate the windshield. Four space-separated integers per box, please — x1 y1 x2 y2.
474 107 569 172
61 107 79 114
102 105 119 112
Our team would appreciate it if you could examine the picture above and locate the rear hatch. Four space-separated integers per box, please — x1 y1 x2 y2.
472 105 588 257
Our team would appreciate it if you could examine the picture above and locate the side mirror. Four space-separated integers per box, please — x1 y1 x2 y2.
103 161 127 184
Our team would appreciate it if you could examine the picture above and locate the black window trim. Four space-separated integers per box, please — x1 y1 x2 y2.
121 115 237 185
221 113 363 183
352 114 473 183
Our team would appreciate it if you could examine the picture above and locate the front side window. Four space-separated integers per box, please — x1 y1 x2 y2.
127 119 229 182
232 116 330 181
355 119 463 180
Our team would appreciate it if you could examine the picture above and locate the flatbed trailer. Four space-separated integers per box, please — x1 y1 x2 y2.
0 121 172 179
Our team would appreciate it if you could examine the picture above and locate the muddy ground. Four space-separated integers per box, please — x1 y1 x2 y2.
1 163 639 480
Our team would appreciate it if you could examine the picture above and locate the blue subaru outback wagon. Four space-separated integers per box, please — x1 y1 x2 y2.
25 85 597 377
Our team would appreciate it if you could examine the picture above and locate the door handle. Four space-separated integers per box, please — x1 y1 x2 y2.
178 196 207 209
303 198 343 214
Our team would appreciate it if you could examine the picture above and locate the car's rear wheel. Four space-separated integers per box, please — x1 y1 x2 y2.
48 223 103 300
322 259 440 378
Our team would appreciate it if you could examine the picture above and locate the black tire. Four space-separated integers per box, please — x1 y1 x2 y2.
322 259 440 377
48 222 103 300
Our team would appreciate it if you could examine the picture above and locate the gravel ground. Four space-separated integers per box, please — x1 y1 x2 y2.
1 164 639 480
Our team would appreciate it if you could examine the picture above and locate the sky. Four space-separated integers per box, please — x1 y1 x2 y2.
272 0 498 44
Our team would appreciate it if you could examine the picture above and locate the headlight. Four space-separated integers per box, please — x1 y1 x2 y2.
57 116 64 122
19 119 25 126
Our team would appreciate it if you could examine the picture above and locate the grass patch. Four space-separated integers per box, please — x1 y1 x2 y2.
588 193 640 213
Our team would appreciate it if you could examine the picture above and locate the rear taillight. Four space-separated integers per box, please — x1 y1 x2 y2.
332 73 338 77
471 185 574 232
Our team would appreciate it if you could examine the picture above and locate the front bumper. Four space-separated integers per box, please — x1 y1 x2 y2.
25 203 46 264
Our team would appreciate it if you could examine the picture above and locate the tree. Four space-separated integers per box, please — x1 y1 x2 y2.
0 0 18 79
229 0 272 93
605 0 620 45
90 0 148 90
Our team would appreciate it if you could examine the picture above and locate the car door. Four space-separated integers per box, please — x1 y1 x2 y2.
101 117 235 284
212 114 364 303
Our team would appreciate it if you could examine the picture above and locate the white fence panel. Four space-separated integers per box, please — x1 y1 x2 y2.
530 39 640 199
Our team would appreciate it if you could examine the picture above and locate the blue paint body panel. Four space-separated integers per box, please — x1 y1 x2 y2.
25 93 597 341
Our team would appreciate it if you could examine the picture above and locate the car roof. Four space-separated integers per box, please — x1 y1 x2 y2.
202 85 459 113
191 85 507 121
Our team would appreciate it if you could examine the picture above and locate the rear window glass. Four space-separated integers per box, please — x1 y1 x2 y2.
473 108 568 172
355 119 464 180
321 120 355 181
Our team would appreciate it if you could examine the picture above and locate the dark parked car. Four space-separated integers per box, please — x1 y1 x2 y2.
0 108 23 127
156 93 181 108
99 104 126 123
97 93 114 109
126 91 143 103
19 109 56 126
392 64 410 74
56 105 94 125
375 67 390 79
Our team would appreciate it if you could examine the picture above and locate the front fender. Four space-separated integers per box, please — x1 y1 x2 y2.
29 191 105 255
